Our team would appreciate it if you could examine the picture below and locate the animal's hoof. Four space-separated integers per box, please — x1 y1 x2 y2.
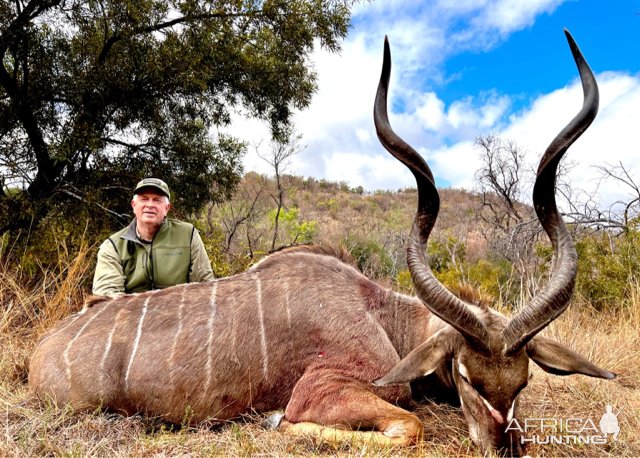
261 411 285 430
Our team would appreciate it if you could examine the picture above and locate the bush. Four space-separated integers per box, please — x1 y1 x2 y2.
395 269 414 294
575 231 640 310
267 207 318 246
344 236 394 280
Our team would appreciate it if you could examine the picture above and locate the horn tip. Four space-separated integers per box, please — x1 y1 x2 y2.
563 28 579 52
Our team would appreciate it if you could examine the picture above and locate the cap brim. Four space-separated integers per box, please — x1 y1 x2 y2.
134 185 170 198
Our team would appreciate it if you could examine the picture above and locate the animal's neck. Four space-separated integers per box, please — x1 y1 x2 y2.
370 289 437 359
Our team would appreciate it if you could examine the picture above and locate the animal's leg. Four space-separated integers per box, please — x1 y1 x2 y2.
281 370 423 446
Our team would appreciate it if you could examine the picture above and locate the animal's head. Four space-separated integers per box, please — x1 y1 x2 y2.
372 30 615 456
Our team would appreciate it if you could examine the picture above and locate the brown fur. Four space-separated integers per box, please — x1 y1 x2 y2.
29 32 612 454
29 248 431 442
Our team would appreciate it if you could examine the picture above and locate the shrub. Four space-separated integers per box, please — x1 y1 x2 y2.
575 231 640 310
344 236 394 280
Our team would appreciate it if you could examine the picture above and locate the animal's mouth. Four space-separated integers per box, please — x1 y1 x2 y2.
460 395 521 456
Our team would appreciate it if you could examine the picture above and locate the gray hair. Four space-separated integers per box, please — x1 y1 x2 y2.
133 193 170 204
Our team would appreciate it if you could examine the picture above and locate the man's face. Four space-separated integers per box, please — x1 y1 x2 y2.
132 191 170 228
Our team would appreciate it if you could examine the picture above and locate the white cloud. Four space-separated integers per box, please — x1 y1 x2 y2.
494 72 640 208
416 92 447 131
429 140 482 189
472 0 564 34
230 0 640 212
323 151 414 191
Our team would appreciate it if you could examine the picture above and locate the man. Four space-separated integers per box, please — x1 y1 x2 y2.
92 178 214 297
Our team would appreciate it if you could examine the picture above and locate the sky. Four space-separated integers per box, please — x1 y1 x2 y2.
229 0 640 212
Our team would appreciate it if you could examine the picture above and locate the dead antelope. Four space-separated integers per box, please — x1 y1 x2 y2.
29 30 614 455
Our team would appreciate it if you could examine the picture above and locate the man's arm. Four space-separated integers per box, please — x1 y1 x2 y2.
189 229 215 282
92 240 126 297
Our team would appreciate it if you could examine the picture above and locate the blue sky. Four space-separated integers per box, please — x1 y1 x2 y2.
234 0 640 211
440 1 639 106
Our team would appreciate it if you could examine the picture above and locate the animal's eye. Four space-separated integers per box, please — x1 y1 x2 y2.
457 362 471 384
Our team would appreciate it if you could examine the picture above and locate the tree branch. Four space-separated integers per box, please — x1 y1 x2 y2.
58 186 129 221
98 11 263 64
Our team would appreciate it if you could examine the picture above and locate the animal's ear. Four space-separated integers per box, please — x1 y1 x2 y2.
526 336 616 379
373 329 452 386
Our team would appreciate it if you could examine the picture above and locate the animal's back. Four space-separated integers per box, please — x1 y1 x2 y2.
29 248 405 423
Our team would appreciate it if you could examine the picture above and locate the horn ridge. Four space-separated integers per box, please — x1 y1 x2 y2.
374 37 490 352
503 30 599 355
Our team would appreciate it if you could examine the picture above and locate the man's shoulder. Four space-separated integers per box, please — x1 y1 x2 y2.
107 219 137 243
165 219 195 233
108 226 129 240
166 218 194 228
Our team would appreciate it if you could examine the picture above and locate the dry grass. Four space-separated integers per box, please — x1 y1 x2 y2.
1 252 638 457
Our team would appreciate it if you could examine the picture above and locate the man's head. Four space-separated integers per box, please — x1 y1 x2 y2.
132 178 171 232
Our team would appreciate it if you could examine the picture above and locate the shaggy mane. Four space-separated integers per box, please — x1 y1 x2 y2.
249 244 357 272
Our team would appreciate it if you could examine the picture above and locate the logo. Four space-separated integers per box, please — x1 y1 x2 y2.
599 404 621 440
161 250 183 257
505 405 622 446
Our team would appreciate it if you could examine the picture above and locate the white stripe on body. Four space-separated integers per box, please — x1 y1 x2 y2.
125 297 150 390
99 305 129 396
39 297 107 348
284 283 294 356
229 292 241 367
284 283 292 332
203 282 219 394
168 286 188 387
63 301 110 382
256 277 269 380
458 362 470 381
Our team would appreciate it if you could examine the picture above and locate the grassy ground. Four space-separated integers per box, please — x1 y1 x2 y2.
1 255 638 457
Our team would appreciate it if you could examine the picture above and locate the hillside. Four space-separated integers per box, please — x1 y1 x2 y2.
1 172 638 457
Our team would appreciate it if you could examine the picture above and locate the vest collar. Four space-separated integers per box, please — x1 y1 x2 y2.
121 218 168 244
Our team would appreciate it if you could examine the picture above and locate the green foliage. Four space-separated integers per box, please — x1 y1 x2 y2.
344 236 394 279
0 0 355 235
427 236 465 273
395 269 414 294
5 210 98 279
268 207 318 245
295 220 319 244
466 258 513 302
575 231 640 309
192 221 233 278
425 234 518 304
317 198 339 213
435 268 463 291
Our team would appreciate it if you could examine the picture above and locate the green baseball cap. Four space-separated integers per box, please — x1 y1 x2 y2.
134 178 170 200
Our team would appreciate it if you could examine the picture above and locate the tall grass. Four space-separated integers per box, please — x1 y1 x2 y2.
1 250 638 457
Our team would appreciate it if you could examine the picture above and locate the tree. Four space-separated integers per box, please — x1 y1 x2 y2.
257 126 305 251
0 0 355 234
474 135 543 301
594 161 640 231
205 171 271 267
474 135 527 228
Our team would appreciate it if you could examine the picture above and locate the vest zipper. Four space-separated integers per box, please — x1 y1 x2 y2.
149 238 155 290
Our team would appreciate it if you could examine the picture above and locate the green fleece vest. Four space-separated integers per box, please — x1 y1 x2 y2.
109 219 194 293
